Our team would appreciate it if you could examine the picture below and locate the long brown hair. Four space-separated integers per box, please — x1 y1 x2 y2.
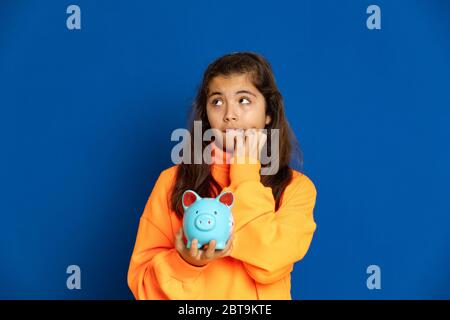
171 52 303 218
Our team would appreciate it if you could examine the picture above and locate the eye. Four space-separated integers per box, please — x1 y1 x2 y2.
214 211 217 215
211 99 223 106
196 210 199 214
239 97 251 105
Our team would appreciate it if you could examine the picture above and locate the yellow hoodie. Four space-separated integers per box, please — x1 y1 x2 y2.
127 145 317 300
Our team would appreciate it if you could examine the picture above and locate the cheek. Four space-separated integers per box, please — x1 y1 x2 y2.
243 103 267 128
206 108 220 127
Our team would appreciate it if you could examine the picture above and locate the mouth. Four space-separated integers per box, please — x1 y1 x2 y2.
221 128 245 133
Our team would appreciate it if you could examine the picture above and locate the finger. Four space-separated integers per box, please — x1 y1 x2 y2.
225 235 234 250
244 132 250 158
225 233 234 247
204 240 216 259
225 238 234 254
223 245 233 257
190 239 199 257
244 130 252 155
217 236 233 257
192 247 206 260
229 234 234 245
174 228 184 252
218 242 233 257
234 131 245 158
248 130 260 161
257 130 266 145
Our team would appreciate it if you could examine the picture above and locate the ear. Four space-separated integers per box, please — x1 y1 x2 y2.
216 191 234 208
182 190 201 211
265 114 272 125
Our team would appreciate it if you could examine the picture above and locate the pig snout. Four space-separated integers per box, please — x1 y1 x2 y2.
194 214 216 231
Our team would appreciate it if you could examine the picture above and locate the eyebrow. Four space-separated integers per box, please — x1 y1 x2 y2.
208 90 257 98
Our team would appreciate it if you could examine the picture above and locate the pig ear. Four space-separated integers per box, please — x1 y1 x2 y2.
216 191 234 208
182 190 200 210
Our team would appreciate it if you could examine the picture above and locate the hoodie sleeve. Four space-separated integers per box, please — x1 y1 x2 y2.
127 169 209 300
224 156 317 285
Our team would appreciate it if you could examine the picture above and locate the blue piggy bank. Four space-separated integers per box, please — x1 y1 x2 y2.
182 189 234 250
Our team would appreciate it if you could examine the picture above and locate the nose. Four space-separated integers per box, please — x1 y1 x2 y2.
194 214 216 231
224 105 238 123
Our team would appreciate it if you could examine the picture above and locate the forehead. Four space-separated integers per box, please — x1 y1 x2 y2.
208 73 257 93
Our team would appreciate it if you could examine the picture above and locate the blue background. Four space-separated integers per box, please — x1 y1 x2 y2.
1 0 449 299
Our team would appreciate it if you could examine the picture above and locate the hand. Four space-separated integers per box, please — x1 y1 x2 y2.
232 128 267 162
174 228 234 267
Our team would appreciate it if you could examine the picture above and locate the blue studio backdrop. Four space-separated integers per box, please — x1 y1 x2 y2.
1 0 449 299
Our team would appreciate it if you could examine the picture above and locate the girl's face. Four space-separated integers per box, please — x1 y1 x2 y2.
206 73 271 150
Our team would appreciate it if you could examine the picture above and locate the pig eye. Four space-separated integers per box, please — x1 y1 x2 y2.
214 211 217 215
196 210 199 214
